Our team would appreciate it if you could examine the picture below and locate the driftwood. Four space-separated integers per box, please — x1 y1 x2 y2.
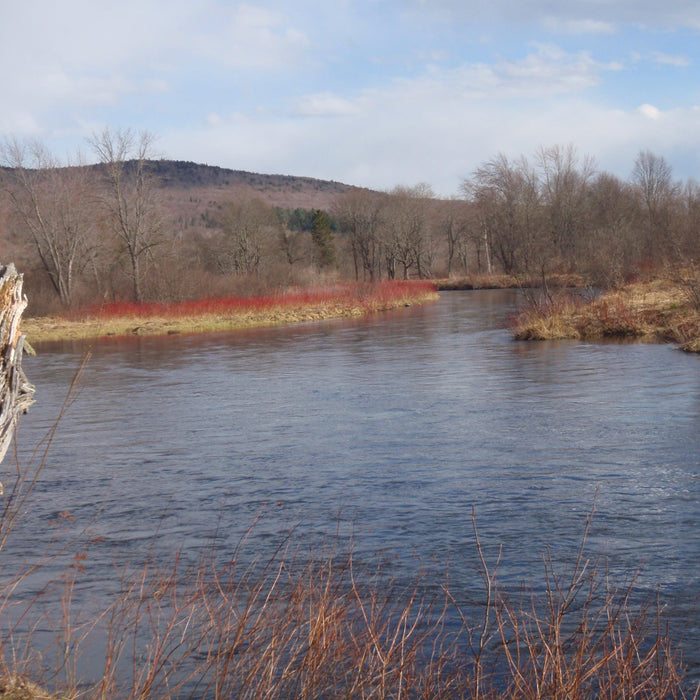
0 263 35 476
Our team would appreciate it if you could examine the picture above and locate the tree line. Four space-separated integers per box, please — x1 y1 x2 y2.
1 132 698 314
462 144 700 286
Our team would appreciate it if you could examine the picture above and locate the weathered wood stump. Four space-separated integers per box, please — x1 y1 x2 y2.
0 264 35 476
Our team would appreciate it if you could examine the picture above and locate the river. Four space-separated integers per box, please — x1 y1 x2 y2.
8 289 700 691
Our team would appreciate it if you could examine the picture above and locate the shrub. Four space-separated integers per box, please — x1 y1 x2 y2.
0 493 694 699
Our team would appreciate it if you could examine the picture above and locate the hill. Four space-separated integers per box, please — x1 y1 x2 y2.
147 160 360 210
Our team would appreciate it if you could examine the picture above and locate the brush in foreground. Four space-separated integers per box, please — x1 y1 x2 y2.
0 508 693 699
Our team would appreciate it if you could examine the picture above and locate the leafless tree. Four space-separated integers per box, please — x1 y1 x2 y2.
334 189 386 281
89 128 163 302
278 227 309 268
382 184 434 279
632 150 675 220
0 138 97 307
678 179 700 260
465 154 541 275
435 197 474 277
536 144 596 267
215 197 278 275
584 172 639 284
631 150 680 261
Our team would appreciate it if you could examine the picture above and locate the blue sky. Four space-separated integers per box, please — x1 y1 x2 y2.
2 0 699 196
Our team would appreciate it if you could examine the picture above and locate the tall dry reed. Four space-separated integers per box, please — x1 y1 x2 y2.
0 380 696 698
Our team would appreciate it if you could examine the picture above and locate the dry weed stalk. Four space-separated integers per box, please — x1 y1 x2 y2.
490 509 691 700
38 508 690 700
0 437 696 699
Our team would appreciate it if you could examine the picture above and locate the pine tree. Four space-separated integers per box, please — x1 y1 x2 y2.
311 209 337 268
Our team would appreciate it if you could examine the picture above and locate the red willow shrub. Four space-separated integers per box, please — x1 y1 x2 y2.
78 281 438 321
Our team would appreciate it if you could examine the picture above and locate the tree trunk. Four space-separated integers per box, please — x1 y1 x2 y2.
0 264 35 470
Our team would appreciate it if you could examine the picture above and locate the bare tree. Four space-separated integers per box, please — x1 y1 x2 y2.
678 179 700 260
89 128 163 302
632 150 675 221
465 154 540 275
0 138 96 307
536 144 596 267
585 172 639 284
435 197 474 277
383 184 434 279
215 197 278 275
631 150 679 261
334 189 386 281
278 227 309 268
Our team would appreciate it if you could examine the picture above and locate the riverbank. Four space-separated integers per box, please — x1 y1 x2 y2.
21 281 439 344
434 272 584 291
512 277 700 352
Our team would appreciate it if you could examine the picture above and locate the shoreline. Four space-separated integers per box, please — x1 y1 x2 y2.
512 277 700 353
21 275 700 353
21 284 440 345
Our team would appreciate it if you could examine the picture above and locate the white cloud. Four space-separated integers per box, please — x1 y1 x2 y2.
161 46 700 196
541 18 616 34
294 93 362 117
3 0 700 196
404 44 611 102
638 104 661 120
414 0 700 30
652 52 691 67
494 44 605 93
189 3 310 69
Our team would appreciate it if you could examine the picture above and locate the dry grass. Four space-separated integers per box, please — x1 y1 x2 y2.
0 500 694 699
435 273 585 292
512 276 700 352
21 281 439 344
0 675 59 700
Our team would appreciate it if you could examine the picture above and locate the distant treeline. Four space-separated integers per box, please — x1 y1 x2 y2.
1 131 698 313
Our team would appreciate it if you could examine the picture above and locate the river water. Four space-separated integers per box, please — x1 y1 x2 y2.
8 289 700 688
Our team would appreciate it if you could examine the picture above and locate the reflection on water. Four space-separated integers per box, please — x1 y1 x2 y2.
10 289 700 683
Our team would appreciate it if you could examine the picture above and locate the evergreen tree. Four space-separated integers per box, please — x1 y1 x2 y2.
311 209 337 268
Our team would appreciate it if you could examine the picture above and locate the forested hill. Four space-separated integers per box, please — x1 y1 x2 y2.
144 159 359 209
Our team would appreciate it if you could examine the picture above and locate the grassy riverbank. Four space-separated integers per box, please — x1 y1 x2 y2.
434 272 584 291
513 276 700 352
21 281 439 344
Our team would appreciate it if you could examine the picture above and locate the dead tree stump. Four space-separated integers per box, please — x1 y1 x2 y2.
0 263 35 470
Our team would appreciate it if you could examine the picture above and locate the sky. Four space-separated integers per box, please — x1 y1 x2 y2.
2 0 700 197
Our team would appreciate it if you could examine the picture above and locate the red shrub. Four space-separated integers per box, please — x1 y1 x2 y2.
80 281 437 321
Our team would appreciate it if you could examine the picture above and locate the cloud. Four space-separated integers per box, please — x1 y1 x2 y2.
188 3 310 70
490 44 607 93
638 104 661 120
541 18 616 34
652 52 691 67
294 93 362 117
399 44 612 102
3 0 700 197
161 42 700 196
413 0 700 30
0 0 313 139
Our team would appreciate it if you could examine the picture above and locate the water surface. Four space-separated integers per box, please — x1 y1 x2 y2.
10 289 700 683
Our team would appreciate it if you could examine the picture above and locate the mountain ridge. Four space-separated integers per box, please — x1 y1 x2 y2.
140 159 363 210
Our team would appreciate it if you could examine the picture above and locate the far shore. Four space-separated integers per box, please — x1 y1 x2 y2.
20 282 440 345
512 276 700 353
18 273 572 345
20 275 700 353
